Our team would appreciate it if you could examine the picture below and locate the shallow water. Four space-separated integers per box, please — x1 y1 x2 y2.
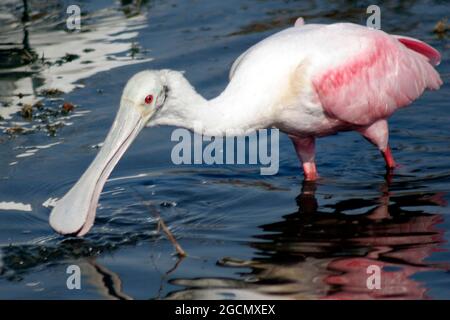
0 0 449 299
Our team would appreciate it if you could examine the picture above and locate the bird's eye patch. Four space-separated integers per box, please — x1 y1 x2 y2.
144 94 154 104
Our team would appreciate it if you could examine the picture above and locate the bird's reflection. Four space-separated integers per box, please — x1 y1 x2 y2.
168 181 447 300
0 180 447 299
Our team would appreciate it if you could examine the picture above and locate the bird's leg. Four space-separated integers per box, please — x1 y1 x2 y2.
382 145 396 169
357 119 396 169
289 135 318 181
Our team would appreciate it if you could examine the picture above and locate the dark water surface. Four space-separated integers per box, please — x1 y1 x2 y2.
0 0 449 299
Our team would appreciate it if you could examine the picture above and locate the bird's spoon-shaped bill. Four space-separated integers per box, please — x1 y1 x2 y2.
49 101 148 236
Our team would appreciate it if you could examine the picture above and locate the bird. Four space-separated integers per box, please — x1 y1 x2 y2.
49 19 442 236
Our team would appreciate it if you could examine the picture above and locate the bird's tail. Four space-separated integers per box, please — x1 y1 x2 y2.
394 35 441 66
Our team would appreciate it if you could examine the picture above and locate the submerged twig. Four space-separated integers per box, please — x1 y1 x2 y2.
155 214 187 257
131 187 187 257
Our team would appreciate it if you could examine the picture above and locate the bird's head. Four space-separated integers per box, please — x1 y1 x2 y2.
120 70 170 123
49 70 186 236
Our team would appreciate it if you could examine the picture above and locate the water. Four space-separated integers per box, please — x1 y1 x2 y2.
0 0 449 299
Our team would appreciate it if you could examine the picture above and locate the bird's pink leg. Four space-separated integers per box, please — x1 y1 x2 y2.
289 135 318 181
382 146 396 169
357 119 396 169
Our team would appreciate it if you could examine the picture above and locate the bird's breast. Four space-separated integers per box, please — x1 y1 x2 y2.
275 103 349 137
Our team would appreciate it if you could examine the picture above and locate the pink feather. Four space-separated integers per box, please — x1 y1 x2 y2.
313 31 442 126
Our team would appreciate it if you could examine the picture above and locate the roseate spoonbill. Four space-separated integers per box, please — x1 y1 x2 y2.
50 20 442 236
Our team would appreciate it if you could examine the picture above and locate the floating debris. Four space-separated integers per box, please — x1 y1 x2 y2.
20 104 33 120
2 99 83 137
433 18 448 34
45 122 64 136
40 88 65 97
61 102 75 114
5 126 25 135
55 53 80 65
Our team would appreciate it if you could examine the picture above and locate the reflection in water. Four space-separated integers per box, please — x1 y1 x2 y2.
0 231 159 299
81 259 132 300
168 181 447 300
0 0 150 121
0 180 447 299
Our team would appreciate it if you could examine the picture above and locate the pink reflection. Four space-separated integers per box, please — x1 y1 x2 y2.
321 186 447 299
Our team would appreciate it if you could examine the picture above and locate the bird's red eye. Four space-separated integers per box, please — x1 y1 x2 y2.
144 94 154 104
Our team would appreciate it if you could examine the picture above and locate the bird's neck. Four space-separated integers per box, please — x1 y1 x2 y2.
152 71 272 136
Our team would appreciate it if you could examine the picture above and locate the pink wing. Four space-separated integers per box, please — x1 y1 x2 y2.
312 30 442 126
